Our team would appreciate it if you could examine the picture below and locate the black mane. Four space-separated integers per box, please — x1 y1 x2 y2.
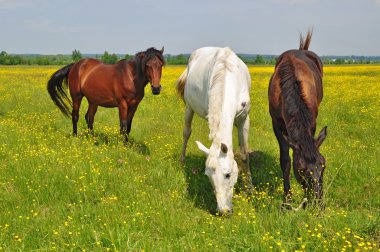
279 59 317 162
135 47 165 78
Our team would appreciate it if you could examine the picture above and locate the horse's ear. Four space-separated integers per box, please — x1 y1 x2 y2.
196 141 209 156
221 143 228 154
160 47 164 54
315 126 327 148
139 52 145 59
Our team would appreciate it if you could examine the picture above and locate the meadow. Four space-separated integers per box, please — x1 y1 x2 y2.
0 64 379 251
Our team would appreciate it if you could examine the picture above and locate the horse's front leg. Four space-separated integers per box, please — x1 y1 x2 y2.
118 100 129 143
237 115 253 189
272 120 292 204
126 105 138 142
179 106 194 163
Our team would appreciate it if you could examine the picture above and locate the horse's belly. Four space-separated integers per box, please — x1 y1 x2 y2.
82 89 118 107
98 102 118 108
184 83 208 119
187 100 208 119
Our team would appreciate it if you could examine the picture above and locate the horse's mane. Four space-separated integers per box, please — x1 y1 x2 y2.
208 47 233 140
135 47 166 77
299 30 313 51
279 56 317 162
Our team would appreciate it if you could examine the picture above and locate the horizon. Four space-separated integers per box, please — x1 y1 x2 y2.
5 52 380 58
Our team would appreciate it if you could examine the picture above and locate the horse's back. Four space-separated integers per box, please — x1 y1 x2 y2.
289 50 323 108
276 50 322 86
70 58 102 79
187 47 223 88
269 49 323 118
69 58 128 107
184 47 250 118
184 47 223 117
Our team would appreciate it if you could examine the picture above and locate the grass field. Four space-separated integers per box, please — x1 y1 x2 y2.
0 65 379 251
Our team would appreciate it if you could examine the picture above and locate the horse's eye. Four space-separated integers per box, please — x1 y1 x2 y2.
225 173 231 179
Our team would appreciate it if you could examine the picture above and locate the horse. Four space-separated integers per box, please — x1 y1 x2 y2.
268 31 327 209
176 47 252 215
47 47 165 142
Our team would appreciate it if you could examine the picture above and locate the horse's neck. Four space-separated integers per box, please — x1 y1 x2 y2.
209 71 236 147
287 117 318 162
130 61 149 91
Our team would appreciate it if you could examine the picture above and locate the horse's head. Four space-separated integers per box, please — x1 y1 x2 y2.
196 140 238 215
291 126 327 201
137 47 165 95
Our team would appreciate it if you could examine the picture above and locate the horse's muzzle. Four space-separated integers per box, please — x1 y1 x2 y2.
216 207 233 217
151 85 162 95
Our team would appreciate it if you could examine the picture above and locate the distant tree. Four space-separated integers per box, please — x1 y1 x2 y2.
124 54 133 61
335 59 344 64
72 49 82 62
9 55 22 65
254 55 265 65
177 54 187 64
0 51 8 64
166 54 188 65
36 56 50 65
269 58 276 65
101 51 118 64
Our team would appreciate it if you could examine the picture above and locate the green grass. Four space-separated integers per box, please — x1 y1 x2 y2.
0 65 379 251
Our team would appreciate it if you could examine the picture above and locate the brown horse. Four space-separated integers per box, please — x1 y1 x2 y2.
268 31 327 209
47 47 165 141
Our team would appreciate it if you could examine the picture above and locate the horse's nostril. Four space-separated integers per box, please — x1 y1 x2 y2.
225 173 231 179
151 85 161 95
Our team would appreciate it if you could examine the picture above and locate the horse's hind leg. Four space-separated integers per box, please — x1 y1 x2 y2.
72 94 84 135
237 115 253 188
85 103 98 131
179 105 194 163
272 119 292 203
237 115 250 161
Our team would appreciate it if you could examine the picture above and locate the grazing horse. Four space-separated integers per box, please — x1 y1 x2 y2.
268 31 327 208
47 47 165 141
177 47 252 215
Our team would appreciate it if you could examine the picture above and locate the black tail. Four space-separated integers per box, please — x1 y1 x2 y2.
47 63 74 117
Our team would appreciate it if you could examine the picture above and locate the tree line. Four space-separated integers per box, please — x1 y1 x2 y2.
0 50 379 66
0 50 130 65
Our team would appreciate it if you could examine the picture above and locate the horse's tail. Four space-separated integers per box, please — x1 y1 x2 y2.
299 29 313 50
176 68 188 102
47 63 74 117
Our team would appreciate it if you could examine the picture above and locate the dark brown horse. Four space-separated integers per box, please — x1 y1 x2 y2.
268 31 327 208
47 47 165 142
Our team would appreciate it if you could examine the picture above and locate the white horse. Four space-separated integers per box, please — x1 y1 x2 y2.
176 47 252 214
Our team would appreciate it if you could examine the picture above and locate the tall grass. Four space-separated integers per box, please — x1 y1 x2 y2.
0 65 378 251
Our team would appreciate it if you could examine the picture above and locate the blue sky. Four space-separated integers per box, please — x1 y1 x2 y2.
1 0 379 55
